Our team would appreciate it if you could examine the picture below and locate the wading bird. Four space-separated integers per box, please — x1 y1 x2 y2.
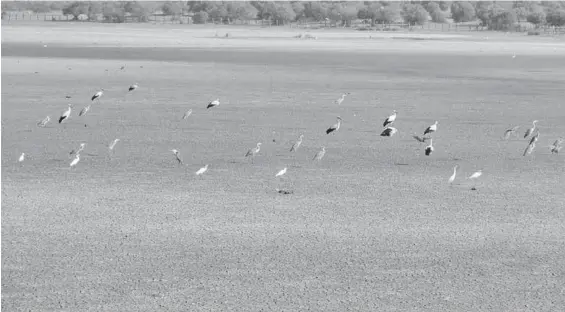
468 169 483 190
334 92 350 105
424 121 438 136
380 126 398 137
275 167 287 177
59 104 72 124
37 116 50 127
70 154 80 168
290 135 304 152
91 89 104 101
448 164 459 185
524 120 538 138
245 143 262 163
412 134 430 143
383 110 397 127
207 99 220 109
18 153 25 162
313 146 326 161
182 109 193 120
109 139 120 151
550 138 563 154
170 149 183 165
128 83 138 92
70 143 86 156
196 164 209 176
326 117 342 134
503 126 520 140
425 139 434 156
79 105 91 117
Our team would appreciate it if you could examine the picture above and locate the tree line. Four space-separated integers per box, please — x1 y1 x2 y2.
3 1 565 28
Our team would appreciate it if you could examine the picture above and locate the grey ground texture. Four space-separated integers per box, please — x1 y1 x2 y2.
2 23 565 311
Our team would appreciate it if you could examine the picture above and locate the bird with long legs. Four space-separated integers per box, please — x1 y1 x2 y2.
207 99 220 109
448 164 459 186
37 116 50 128
383 110 397 128
170 149 183 165
424 139 434 156
334 92 350 105
245 143 262 163
423 121 438 136
524 120 538 139
503 125 520 140
326 117 342 135
313 146 326 161
91 89 104 102
468 169 483 190
70 153 80 168
290 135 304 152
58 104 72 124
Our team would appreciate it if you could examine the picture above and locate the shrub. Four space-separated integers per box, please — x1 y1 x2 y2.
546 9 565 26
193 11 208 24
451 1 476 23
526 11 546 25
401 4 429 26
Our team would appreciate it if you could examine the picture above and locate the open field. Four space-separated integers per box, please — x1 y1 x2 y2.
2 24 565 311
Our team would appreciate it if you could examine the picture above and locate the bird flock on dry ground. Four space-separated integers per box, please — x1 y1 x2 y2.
16 63 564 193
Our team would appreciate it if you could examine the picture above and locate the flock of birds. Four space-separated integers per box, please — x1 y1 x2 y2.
16 71 563 193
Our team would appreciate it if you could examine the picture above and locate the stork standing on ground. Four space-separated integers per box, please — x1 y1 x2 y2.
18 153 25 163
128 83 138 92
275 167 287 177
380 126 398 137
290 135 304 152
245 143 262 163
424 121 438 136
313 146 326 161
425 139 434 156
79 105 91 117
503 126 520 140
334 92 350 105
468 169 483 190
91 89 104 101
448 164 459 186
37 116 50 127
524 120 538 138
326 117 342 134
170 149 183 165
207 99 220 109
182 109 193 120
70 154 80 168
59 104 72 124
383 110 397 127
196 164 209 176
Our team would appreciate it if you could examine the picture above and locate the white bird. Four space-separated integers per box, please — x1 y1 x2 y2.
195 164 209 176
448 164 459 185
91 89 104 101
37 116 50 127
380 126 398 137
412 134 430 143
70 153 80 167
18 153 25 162
245 143 262 163
290 135 304 152
207 99 220 109
313 146 326 161
78 105 91 117
334 92 350 105
275 167 287 177
425 139 434 156
70 143 86 156
58 104 72 124
326 116 342 134
170 149 183 165
468 170 483 180
182 109 193 119
383 110 397 127
503 125 520 140
128 83 138 92
524 120 538 138
423 121 438 136
109 139 120 151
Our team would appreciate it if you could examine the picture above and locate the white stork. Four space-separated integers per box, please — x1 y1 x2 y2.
37 116 50 127
380 126 398 137
70 154 80 168
275 167 287 177
59 104 72 124
425 139 434 156
18 153 25 162
326 117 342 134
170 149 183 165
313 146 326 161
448 164 459 185
245 143 262 163
79 105 91 117
196 164 209 176
290 135 304 152
468 169 483 190
182 109 193 119
91 89 104 101
503 125 520 140
109 139 120 151
383 110 397 127
207 99 220 109
128 83 138 92
423 121 438 136
523 120 538 139
334 92 350 105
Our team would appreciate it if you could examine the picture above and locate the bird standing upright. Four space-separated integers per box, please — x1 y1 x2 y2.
290 135 304 152
59 104 72 124
313 146 326 161
524 120 538 139
425 139 434 156
448 164 459 185
245 143 262 163
424 121 438 136
383 110 397 127
170 149 183 165
326 117 342 134
334 92 350 105
207 99 220 109
70 153 80 168
91 89 104 101
468 169 483 190
380 126 398 137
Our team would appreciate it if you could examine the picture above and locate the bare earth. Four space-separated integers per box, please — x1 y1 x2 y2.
2 23 565 311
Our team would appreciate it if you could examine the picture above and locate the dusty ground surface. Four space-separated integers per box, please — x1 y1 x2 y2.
2 23 565 311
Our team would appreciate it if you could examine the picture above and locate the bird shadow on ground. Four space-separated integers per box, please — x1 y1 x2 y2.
394 163 410 166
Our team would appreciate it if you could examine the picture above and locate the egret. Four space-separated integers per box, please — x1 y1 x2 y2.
448 164 459 185
524 120 538 139
245 143 262 163
58 104 72 124
503 126 520 140
425 139 434 156
182 109 193 119
170 149 183 165
326 117 342 134
70 154 80 168
468 169 482 190
18 153 25 162
70 143 86 156
91 89 104 101
290 135 304 152
412 134 430 143
550 138 563 154
313 146 326 161
196 164 209 176
380 126 398 137
275 167 287 177
383 110 397 127
37 116 50 127
207 99 220 109
78 105 91 117
128 83 138 92
109 139 120 151
334 92 350 105
423 121 438 136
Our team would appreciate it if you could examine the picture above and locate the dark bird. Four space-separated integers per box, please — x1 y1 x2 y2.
424 121 438 136
128 83 138 92
383 110 397 127
380 126 398 137
425 139 434 156
207 99 220 109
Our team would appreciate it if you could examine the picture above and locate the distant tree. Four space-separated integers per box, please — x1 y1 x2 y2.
62 2 89 20
371 3 400 24
228 3 258 21
425 2 446 22
339 5 359 26
451 1 476 23
291 1 305 18
526 4 546 26
546 9 565 26
161 1 183 16
102 5 125 23
401 3 429 25
513 6 527 21
193 10 208 23
305 2 330 21
27 2 51 13
208 3 228 21
123 1 151 22
87 2 103 21
490 9 517 30
438 1 450 11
